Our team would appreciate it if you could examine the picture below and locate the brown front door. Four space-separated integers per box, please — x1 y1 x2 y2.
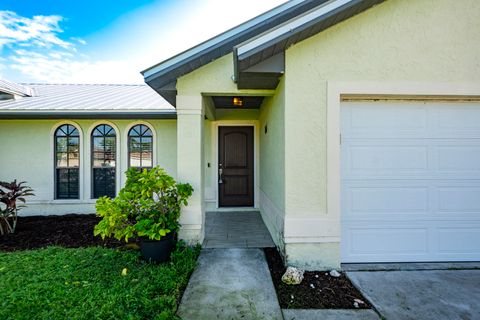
219 126 254 207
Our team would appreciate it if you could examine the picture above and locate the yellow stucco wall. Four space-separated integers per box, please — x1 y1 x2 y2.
285 0 480 215
177 54 274 97
177 55 237 95
281 0 480 269
259 78 286 248
0 119 177 215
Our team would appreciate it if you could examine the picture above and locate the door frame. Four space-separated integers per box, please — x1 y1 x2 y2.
212 120 259 209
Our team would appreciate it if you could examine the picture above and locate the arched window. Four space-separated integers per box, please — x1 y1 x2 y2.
128 124 153 170
91 124 116 198
55 124 80 199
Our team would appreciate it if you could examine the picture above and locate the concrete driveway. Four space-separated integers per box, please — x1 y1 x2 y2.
347 270 480 320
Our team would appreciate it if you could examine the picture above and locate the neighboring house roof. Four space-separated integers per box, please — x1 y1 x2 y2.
143 0 383 105
0 79 35 97
0 83 176 119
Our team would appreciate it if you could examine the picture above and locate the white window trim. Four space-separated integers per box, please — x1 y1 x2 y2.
50 120 84 201
86 121 121 199
123 121 157 186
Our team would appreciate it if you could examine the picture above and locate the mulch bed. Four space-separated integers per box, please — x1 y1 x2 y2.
264 247 372 309
0 214 125 252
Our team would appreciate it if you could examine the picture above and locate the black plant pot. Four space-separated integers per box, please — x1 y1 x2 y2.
140 232 176 263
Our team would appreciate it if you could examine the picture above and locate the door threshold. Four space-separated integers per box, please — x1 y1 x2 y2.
211 207 258 212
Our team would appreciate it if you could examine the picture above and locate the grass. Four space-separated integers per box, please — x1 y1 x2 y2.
0 243 200 320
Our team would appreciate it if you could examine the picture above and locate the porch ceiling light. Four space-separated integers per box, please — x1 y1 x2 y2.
232 97 243 107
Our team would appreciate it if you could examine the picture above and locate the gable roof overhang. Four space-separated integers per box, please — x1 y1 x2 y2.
234 0 384 89
142 0 384 105
141 0 330 106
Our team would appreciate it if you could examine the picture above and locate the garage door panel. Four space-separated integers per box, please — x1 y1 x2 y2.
436 146 480 172
438 187 480 213
342 222 480 262
437 228 480 254
343 102 480 139
347 145 428 172
435 105 480 136
343 141 480 179
345 186 428 215
343 180 480 218
343 103 428 138
341 101 480 263
348 228 428 254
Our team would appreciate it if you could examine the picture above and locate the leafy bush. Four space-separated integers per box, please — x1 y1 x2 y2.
0 180 34 235
94 167 193 242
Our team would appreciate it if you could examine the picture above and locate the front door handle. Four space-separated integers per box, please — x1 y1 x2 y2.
218 164 223 184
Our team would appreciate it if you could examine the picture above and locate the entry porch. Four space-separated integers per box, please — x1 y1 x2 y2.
176 93 284 254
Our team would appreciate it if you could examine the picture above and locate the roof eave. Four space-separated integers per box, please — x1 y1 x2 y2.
0 110 177 120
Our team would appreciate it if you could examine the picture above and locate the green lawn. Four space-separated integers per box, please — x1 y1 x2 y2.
0 243 200 320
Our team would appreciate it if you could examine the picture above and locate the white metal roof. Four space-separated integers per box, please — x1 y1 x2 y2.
0 83 175 112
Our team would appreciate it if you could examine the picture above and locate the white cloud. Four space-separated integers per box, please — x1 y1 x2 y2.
71 37 87 45
0 11 72 49
9 51 142 84
0 10 138 84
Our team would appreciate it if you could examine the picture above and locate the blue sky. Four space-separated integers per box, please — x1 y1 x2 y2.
0 0 285 84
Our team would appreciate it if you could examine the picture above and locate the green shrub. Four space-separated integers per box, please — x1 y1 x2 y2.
94 167 193 242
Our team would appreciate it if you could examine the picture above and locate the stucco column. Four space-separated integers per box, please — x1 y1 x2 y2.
176 95 205 244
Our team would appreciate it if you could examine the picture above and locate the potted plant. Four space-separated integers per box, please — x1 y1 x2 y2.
94 166 193 262
0 180 34 235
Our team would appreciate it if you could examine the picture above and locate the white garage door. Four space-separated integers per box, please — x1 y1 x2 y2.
341 101 480 263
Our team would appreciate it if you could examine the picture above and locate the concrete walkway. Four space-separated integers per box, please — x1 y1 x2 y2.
177 248 282 320
178 249 480 320
348 270 480 320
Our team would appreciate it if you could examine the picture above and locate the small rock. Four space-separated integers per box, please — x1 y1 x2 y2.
310 283 315 289
325 272 328 275
281 266 304 285
353 302 359 308
354 298 365 305
329 269 341 277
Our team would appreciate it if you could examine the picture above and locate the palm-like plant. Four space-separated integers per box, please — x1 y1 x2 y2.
0 180 34 235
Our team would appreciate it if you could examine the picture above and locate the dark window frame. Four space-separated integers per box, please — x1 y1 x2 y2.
128 124 153 171
91 124 117 199
54 124 80 200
